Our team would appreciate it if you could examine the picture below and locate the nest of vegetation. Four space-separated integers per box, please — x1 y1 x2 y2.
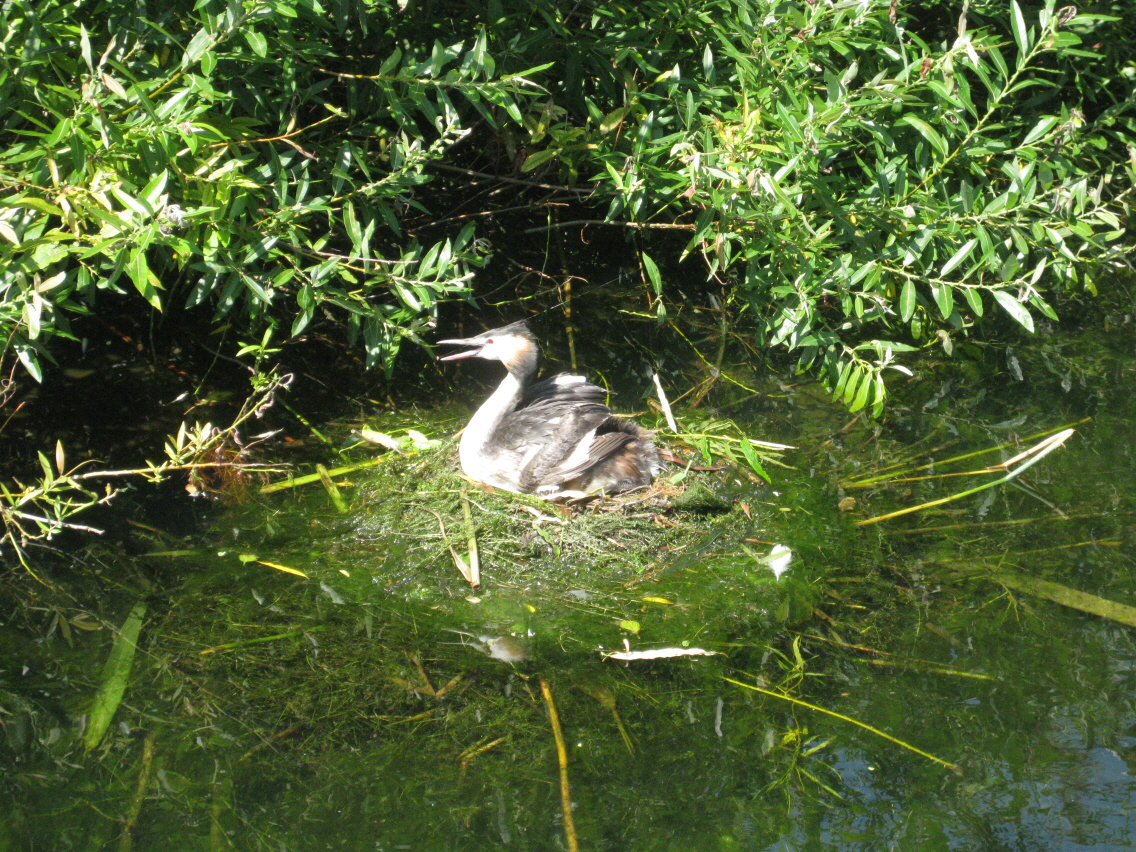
340 436 745 591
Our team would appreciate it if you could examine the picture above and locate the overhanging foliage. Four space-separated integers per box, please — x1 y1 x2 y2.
0 0 1132 409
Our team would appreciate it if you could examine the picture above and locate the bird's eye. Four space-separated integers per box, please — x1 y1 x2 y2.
486 338 495 344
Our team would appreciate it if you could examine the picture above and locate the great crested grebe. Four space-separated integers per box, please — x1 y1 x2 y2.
438 321 661 499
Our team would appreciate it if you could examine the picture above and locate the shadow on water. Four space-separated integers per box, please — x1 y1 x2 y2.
5 304 1136 851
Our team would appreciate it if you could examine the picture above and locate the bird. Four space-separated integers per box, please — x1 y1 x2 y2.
437 321 661 499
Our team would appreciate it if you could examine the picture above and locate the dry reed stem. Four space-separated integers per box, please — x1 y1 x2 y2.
540 677 579 852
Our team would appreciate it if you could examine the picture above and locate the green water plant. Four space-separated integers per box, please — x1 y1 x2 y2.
725 674 961 773
990 572 1136 629
0 372 291 572
2 0 1131 415
83 599 147 753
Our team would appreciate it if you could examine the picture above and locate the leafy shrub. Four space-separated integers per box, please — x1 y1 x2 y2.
0 0 548 378
0 0 1132 412
503 0 1134 412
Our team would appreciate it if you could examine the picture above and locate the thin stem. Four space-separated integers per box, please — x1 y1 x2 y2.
904 30 1056 202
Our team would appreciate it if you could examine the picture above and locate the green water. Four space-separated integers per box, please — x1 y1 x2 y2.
5 315 1136 851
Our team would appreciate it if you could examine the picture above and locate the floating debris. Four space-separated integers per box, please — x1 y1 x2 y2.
602 646 720 661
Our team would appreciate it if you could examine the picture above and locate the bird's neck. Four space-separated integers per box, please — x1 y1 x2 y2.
459 369 524 475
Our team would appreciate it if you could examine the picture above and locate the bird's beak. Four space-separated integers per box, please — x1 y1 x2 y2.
436 336 487 361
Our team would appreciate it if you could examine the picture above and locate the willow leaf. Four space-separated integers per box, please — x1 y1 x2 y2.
940 239 977 277
738 437 770 483
84 600 147 752
899 279 916 322
991 289 1035 332
1010 1 1029 60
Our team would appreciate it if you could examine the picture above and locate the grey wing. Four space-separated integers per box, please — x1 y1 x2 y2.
514 407 613 491
520 373 609 407
534 430 638 486
498 374 611 455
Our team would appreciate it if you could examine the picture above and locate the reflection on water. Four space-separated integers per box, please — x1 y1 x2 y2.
6 314 1136 852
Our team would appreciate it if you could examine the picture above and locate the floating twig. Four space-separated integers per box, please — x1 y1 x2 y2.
458 736 509 780
792 632 995 681
259 456 388 494
540 677 579 852
884 512 1116 535
857 428 1074 527
251 557 308 578
199 630 305 656
117 730 157 852
843 419 1088 489
603 646 720 661
724 676 961 774
316 463 349 513
461 490 481 588
579 684 636 755
652 372 678 432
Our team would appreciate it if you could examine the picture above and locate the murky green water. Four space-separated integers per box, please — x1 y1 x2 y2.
5 310 1136 851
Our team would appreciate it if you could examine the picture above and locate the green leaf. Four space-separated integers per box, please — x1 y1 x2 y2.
244 30 268 58
926 79 963 109
850 368 873 412
24 293 42 339
44 116 72 147
0 196 64 217
84 601 147 752
702 44 714 80
899 115 948 158
963 287 984 316
111 185 152 218
599 107 630 133
37 450 54 483
521 148 558 172
80 24 94 73
987 45 1010 80
1029 292 1059 321
831 358 854 401
870 376 887 419
899 279 916 322
500 62 554 81
1021 116 1060 146
738 437 771 483
182 29 212 69
379 48 403 76
344 202 363 251
1011 1 1029 58
843 367 864 407
940 239 977 277
932 283 954 318
16 346 42 383
140 170 169 209
642 252 663 295
991 289 1035 332
127 249 163 310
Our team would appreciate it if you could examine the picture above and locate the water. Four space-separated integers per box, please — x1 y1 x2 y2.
4 311 1136 851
